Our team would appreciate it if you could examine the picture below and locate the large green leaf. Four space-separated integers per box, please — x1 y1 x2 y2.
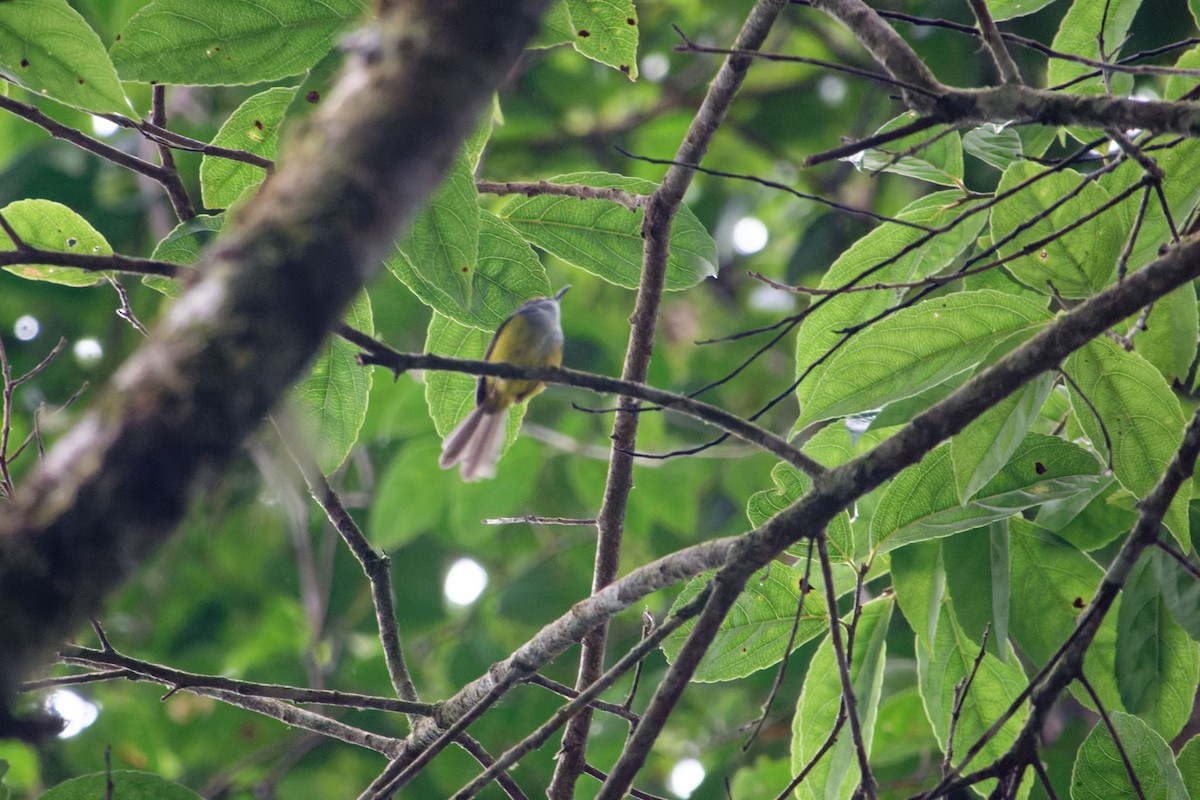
1047 0 1143 91
293 292 373 475
1065 337 1189 549
1008 519 1123 712
990 162 1122 298
499 171 716 292
110 0 368 85
891 539 944 648
0 199 110 286
950 372 1055 503
387 153 480 323
985 0 1058 20
790 596 892 800
851 114 963 187
200 86 295 209
661 563 828 682
871 435 1099 554
1071 711 1189 800
0 0 130 113
793 192 986 426
1127 283 1198 385
1115 555 1200 740
1179 736 1200 798
41 771 202 800
797 290 1052 428
1100 139 1200 273
916 606 1028 795
562 0 639 79
1153 546 1200 642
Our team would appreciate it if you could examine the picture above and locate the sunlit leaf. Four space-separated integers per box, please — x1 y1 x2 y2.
200 86 294 209
0 199 109 286
0 0 130 113
110 0 368 85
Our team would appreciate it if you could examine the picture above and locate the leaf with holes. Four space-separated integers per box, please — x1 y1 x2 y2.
110 0 368 85
0 199 110 286
0 0 130 113
871 434 1100 554
200 87 294 209
990 161 1122 298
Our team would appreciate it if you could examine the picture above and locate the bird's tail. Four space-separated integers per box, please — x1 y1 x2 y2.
439 405 507 481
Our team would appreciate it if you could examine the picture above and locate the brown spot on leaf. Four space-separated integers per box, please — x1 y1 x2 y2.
115 34 121 41
461 266 469 273
627 17 636 25
20 59 29 68
306 90 320 104
577 29 590 37
78 78 85 85
1035 462 1047 475
1073 597 1085 609
254 119 264 130
619 64 630 73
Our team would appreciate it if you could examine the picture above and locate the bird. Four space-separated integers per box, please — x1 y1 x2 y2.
439 285 569 481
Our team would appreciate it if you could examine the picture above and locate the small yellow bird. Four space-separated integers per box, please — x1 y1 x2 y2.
439 286 569 481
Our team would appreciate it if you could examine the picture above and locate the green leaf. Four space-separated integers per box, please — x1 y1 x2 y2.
872 435 1100 554
560 0 639 79
1127 283 1198 385
797 290 1052 428
891 539 944 647
1035 476 1137 551
1179 736 1200 799
794 193 986 429
790 596 892 800
849 114 963 187
1152 545 1200 641
293 292 373 475
950 372 1055 502
0 0 130 113
1047 0 1143 90
990 161 1122 297
110 0 368 85
144 214 225 296
1065 337 1190 549
531 0 574 48
200 87 294 209
985 0 1057 20
423 311 524 447
1116 555 1199 739
989 520 1012 662
661 563 827 682
387 152 480 322
394 209 552 330
1101 140 1200 273
367 436 448 550
1166 45 1200 102
499 171 716 292
747 424 894 563
1008 519 1124 713
1071 711 1189 800
41 771 203 800
962 122 1023 171
0 199 110 286
916 606 1028 794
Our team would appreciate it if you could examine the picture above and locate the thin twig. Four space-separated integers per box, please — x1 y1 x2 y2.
817 535 876 799
482 515 597 526
523 673 642 724
273 414 419 705
1153 537 1200 581
1059 369 1114 474
967 0 1022 85
743 536 816 751
0 211 30 251
150 85 196 222
1077 674 1147 800
942 624 992 778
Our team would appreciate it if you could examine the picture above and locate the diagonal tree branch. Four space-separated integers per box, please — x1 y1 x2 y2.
0 0 552 735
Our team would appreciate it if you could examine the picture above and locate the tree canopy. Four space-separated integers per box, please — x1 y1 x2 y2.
1 1 1200 799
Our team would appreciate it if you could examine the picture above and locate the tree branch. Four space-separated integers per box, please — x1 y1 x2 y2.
0 0 552 732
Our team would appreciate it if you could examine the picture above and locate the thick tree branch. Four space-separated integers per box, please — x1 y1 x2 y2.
0 0 551 732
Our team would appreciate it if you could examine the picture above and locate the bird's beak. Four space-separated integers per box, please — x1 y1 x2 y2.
553 285 572 300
